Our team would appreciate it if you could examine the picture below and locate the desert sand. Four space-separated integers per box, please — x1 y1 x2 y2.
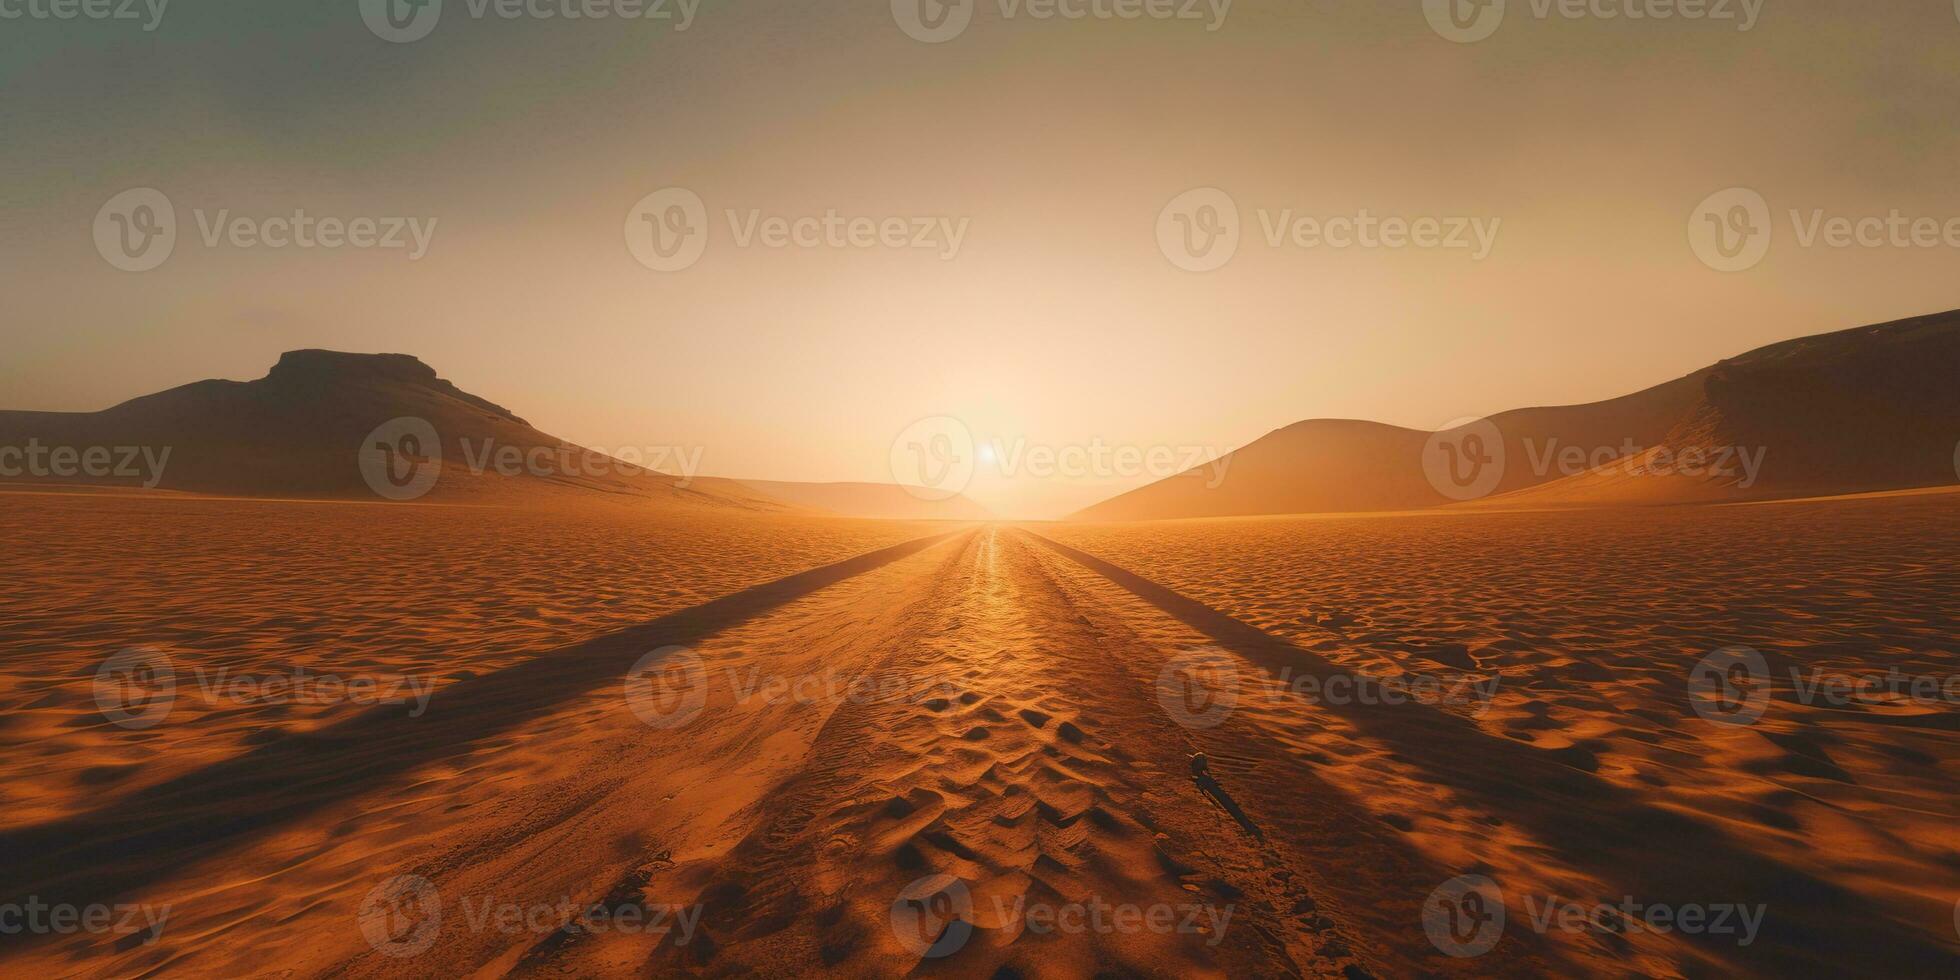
735 480 994 521
1 487 1955 976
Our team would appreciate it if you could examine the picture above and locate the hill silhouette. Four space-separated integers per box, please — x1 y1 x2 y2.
1073 309 1960 520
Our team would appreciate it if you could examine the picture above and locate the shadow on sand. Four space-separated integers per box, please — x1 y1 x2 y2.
0 530 971 937
1031 533 1957 977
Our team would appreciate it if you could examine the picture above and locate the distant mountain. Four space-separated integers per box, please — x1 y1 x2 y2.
1072 310 1960 521
0 350 786 509
1490 311 1960 508
735 480 992 521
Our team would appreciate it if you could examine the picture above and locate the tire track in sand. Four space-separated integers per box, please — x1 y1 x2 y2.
562 527 1384 979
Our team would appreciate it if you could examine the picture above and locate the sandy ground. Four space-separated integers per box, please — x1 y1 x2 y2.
0 491 1955 976
0 493 942 827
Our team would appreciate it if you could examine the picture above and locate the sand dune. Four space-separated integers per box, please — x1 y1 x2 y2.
1484 311 1960 508
738 479 994 521
1074 309 1960 521
0 350 782 509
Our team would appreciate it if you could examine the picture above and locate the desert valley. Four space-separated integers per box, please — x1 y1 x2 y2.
13 4 1960 975
1 311 1956 977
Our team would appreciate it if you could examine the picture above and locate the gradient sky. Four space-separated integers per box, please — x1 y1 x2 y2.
4 1 1958 517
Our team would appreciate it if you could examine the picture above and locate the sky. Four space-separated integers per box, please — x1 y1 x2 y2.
4 0 1958 518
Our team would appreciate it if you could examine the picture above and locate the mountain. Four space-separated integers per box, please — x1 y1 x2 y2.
1489 310 1960 508
0 349 786 509
1072 309 1960 521
735 480 992 521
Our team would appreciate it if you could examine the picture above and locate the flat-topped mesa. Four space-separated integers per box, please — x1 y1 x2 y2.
265 349 526 424
267 349 441 386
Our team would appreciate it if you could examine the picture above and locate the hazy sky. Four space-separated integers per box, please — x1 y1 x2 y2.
5 1 1958 517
